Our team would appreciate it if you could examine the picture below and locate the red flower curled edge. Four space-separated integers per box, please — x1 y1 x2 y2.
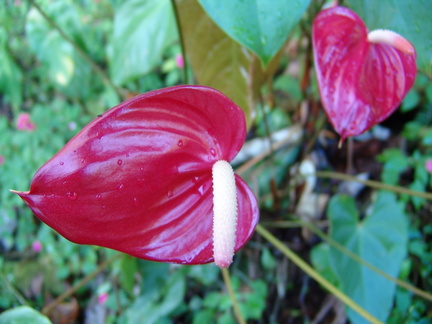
13 85 259 266
312 6 417 142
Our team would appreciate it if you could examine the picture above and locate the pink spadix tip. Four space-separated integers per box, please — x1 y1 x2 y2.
367 29 415 55
212 160 238 268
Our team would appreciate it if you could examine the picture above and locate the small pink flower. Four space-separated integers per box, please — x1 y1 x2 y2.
97 292 108 304
0 156 4 165
32 240 43 253
175 54 184 69
16 113 36 132
425 160 432 174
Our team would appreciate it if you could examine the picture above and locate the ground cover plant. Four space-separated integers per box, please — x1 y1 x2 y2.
1 0 432 323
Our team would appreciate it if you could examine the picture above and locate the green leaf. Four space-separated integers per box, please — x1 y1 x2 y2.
327 192 408 324
0 306 52 324
108 0 178 85
119 255 138 295
348 0 432 76
177 0 282 129
26 7 75 87
198 0 311 65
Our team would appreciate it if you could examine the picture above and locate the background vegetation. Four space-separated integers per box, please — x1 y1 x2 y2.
0 0 431 323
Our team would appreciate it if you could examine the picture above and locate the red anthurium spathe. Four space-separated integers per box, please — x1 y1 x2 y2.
312 6 417 142
13 86 259 267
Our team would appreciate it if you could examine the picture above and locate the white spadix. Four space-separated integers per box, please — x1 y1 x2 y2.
212 160 238 268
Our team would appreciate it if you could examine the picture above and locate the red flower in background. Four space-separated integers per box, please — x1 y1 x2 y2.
312 6 417 143
14 86 259 267
16 113 36 132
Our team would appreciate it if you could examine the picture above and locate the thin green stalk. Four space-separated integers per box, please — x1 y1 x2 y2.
171 0 189 84
29 0 123 98
302 221 432 303
315 171 432 200
1 272 29 306
255 224 384 324
265 220 432 303
221 268 247 324
42 253 121 315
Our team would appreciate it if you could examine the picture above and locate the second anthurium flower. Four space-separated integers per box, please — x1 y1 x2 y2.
14 86 259 268
312 6 417 143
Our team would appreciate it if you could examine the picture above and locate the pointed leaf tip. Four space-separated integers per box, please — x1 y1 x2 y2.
312 6 417 140
17 86 259 265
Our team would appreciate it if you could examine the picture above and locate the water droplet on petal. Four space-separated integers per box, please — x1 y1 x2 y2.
133 197 138 206
117 184 124 190
210 148 216 156
177 140 183 147
167 190 173 198
96 194 102 200
66 191 78 201
126 153 130 157
117 159 123 166
59 161 64 166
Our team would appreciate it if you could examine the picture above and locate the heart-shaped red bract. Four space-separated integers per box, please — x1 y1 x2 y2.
15 86 259 265
312 6 417 141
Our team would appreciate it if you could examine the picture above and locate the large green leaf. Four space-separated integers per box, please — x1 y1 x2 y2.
0 306 52 324
0 29 22 113
108 0 178 85
198 0 311 65
327 192 408 323
26 7 75 87
176 0 281 128
348 0 432 76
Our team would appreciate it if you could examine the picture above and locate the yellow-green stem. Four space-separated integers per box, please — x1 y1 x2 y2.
42 253 121 315
316 171 432 200
221 268 247 324
255 224 384 324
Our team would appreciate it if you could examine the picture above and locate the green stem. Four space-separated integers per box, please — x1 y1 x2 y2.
171 0 189 84
302 221 432 303
315 171 432 200
255 224 384 324
221 268 247 324
0 272 29 306
42 253 121 315
29 0 123 99
265 220 432 303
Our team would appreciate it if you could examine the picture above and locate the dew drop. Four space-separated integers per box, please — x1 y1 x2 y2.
177 140 183 147
167 190 173 198
210 148 216 156
126 153 130 158
62 181 69 186
96 194 102 200
117 159 123 166
59 161 64 165
193 176 200 183
117 184 124 190
140 167 144 172
66 191 78 201
133 197 138 206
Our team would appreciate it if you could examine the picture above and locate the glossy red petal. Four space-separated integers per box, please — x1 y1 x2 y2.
312 6 417 141
15 86 259 265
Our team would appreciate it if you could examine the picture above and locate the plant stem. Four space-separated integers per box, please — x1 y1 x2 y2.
42 253 121 316
264 220 432 303
255 224 384 324
171 0 189 84
302 221 432 303
29 0 123 99
315 171 432 200
1 272 28 306
221 268 247 324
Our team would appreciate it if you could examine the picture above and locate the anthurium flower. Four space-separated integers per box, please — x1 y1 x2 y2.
13 86 259 267
312 6 417 142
